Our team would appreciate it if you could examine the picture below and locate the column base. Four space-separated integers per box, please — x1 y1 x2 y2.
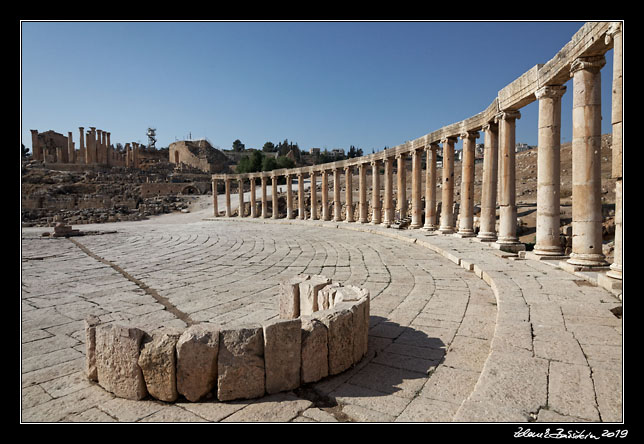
454 230 476 238
597 272 623 296
532 245 565 256
524 251 569 261
421 224 437 231
475 232 497 242
559 260 610 274
566 253 608 268
493 242 526 253
437 227 455 235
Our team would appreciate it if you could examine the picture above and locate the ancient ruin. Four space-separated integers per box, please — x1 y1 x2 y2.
84 275 369 403
211 21 623 293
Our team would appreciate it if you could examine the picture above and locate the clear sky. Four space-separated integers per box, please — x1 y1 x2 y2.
21 20 615 154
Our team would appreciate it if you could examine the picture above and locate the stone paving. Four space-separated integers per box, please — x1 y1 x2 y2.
20 200 622 423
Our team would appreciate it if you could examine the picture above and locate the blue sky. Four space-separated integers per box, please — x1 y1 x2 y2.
21 21 615 154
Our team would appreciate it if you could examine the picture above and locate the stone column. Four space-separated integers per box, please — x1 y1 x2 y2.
358 163 368 223
212 179 219 217
88 128 96 164
477 123 499 241
225 177 232 217
238 178 245 217
606 23 622 281
322 170 330 221
344 166 354 222
272 174 279 219
298 173 305 219
124 143 131 167
438 137 457 234
30 130 41 161
97 130 103 164
67 132 75 164
396 153 407 220
78 127 85 164
250 177 257 218
371 160 381 224
495 110 523 250
533 85 567 256
567 55 607 267
333 168 342 222
261 175 269 218
423 143 438 230
310 171 318 220
410 148 423 228
383 156 394 226
286 174 294 219
106 132 111 166
457 131 478 237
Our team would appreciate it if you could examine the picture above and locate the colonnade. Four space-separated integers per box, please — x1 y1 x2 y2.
212 22 622 285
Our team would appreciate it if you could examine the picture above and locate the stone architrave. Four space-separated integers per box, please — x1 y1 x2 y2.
176 324 220 402
316 307 354 375
138 328 182 402
299 275 332 316
263 318 302 394
279 274 311 319
217 325 265 401
95 323 148 400
84 315 101 381
300 317 329 384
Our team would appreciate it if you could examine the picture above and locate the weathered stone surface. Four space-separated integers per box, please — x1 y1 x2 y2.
176 324 219 402
316 306 354 375
351 296 370 363
95 323 147 400
300 275 332 316
217 324 265 401
84 315 101 381
335 285 368 303
263 318 302 394
300 317 328 383
279 275 310 319
138 328 182 402
318 282 342 311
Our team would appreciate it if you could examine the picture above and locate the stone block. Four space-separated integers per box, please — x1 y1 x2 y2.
217 324 265 401
316 306 354 375
352 296 370 363
335 285 369 304
138 328 182 402
95 323 147 400
263 318 302 394
279 275 310 319
299 275 332 316
84 315 101 381
318 282 342 310
176 324 219 402
300 317 328 384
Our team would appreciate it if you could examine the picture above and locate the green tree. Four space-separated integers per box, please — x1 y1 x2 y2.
276 155 295 169
262 156 277 171
262 141 276 152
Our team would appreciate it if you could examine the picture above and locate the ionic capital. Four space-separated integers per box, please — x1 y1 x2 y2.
535 84 567 100
604 22 622 45
460 130 480 140
440 136 458 145
570 55 606 76
495 110 521 123
481 121 498 133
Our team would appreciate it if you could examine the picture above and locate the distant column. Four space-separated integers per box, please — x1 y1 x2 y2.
212 179 219 217
371 160 381 224
96 130 103 164
410 147 423 229
567 55 607 267
310 171 318 220
272 174 279 219
225 177 232 217
606 23 622 280
261 175 269 218
286 174 294 219
345 166 354 222
358 163 368 223
238 178 245 217
333 168 342 222
438 137 457 234
67 132 75 164
533 85 566 256
495 110 523 250
457 131 478 237
88 128 97 164
322 170 330 221
250 177 257 218
106 132 111 166
298 173 305 219
396 153 407 220
423 143 438 230
383 156 394 226
78 127 85 164
478 123 499 241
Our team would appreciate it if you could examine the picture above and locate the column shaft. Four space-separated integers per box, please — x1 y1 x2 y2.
423 144 438 230
496 111 522 247
457 132 478 237
272 175 279 219
567 55 607 266
238 179 245 217
212 179 219 216
345 167 354 222
298 174 305 219
410 148 422 228
371 161 381 224
383 156 394 225
310 171 318 220
438 137 456 233
397 153 407 220
333 168 342 222
478 124 499 240
359 164 368 223
261 176 268 218
322 171 330 221
250 177 257 218
534 85 566 255
286 175 294 219
225 178 232 217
